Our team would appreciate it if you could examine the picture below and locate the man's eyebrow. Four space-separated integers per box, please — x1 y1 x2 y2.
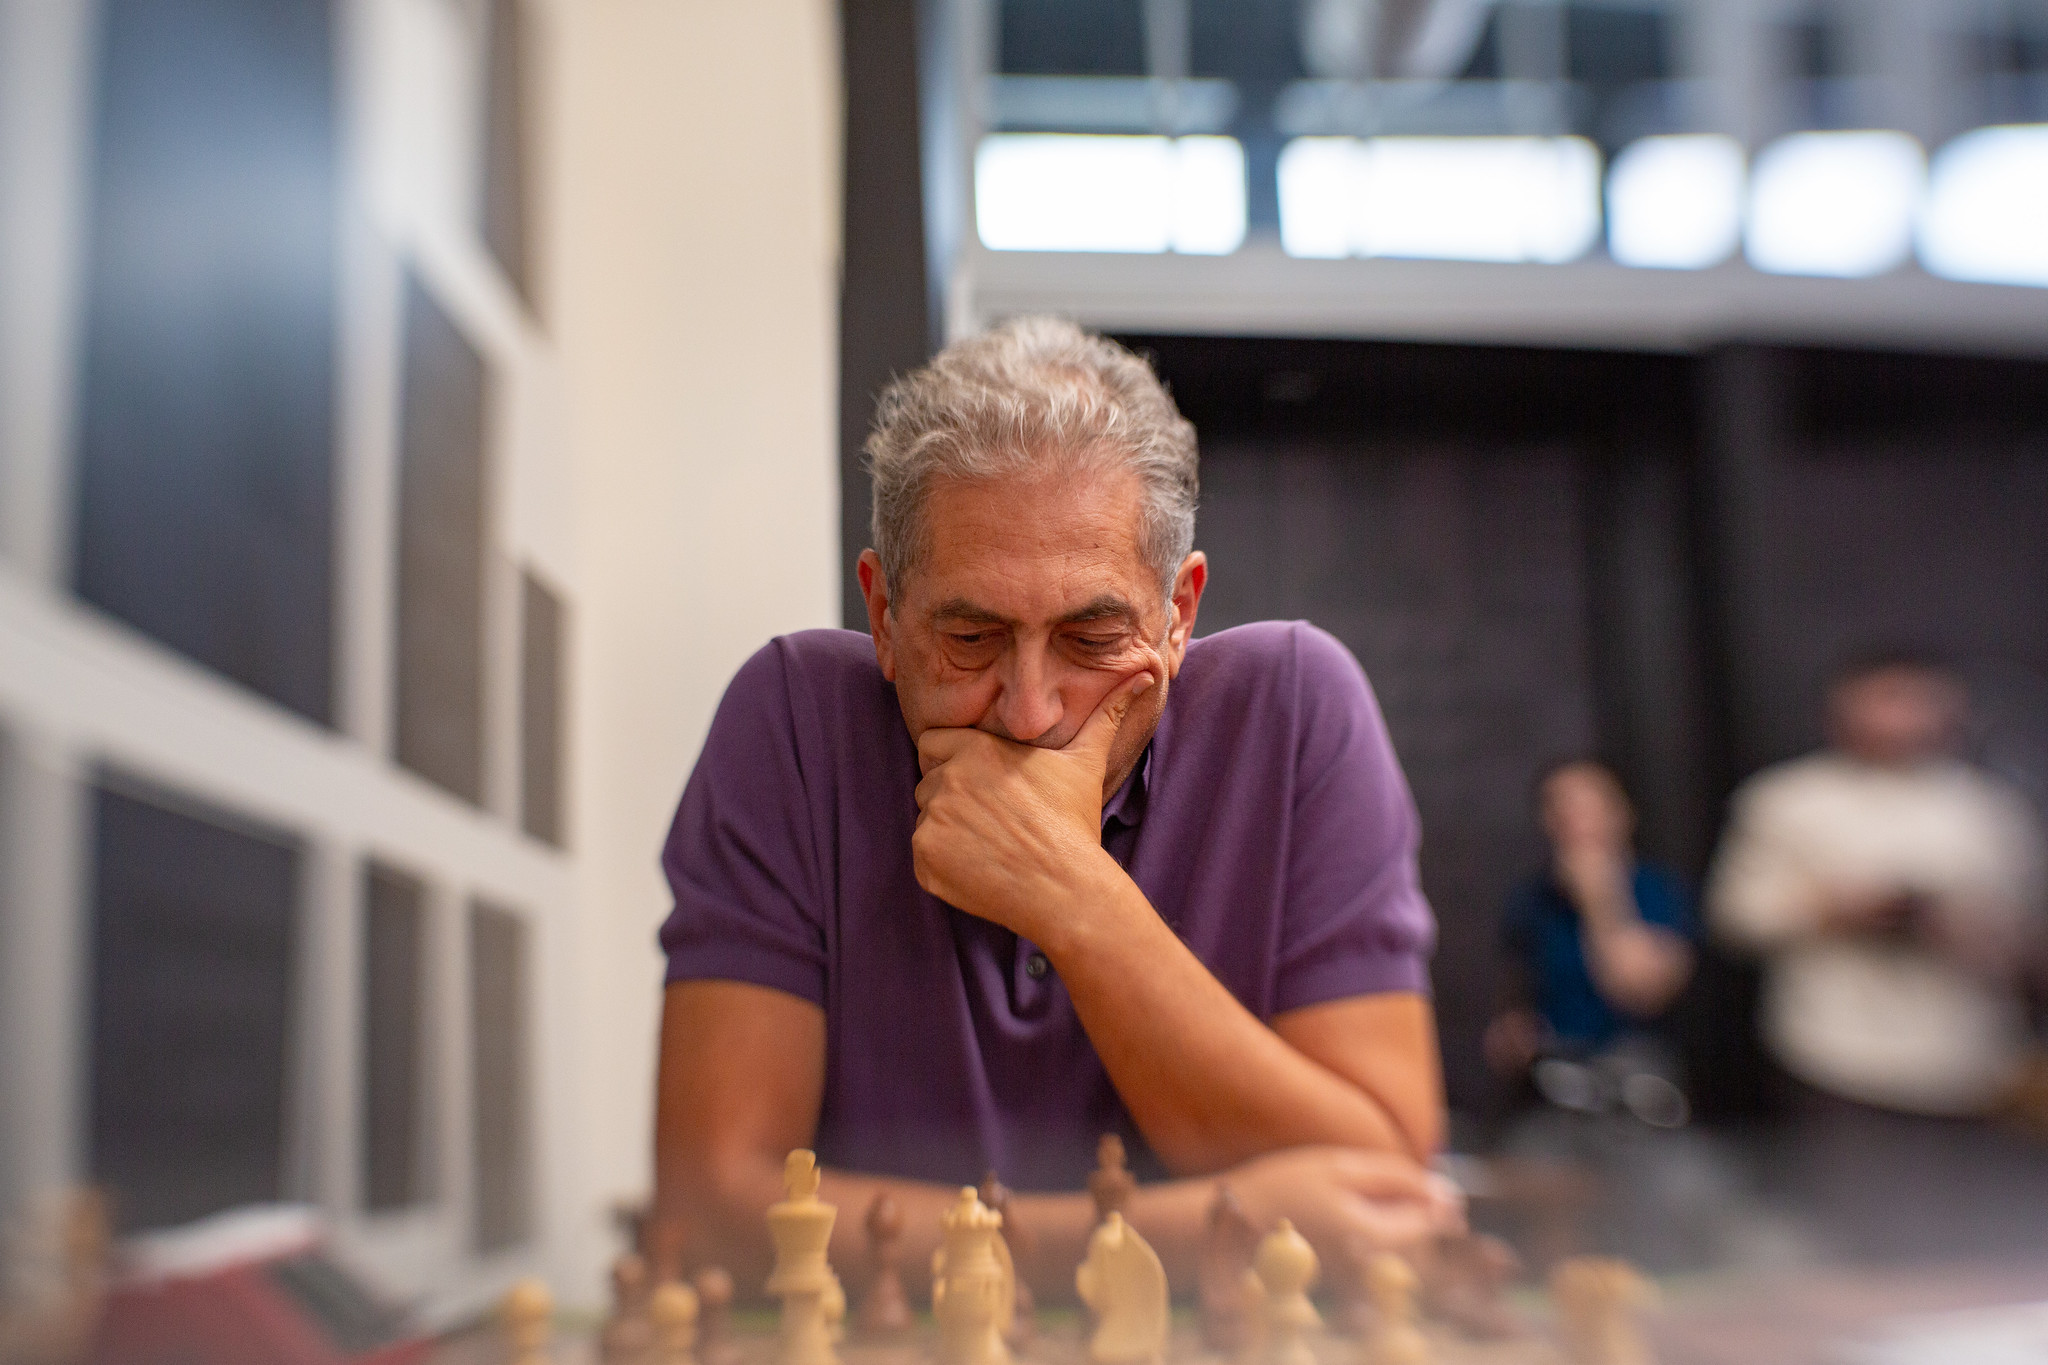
928 599 1010 626
1059 595 1140 625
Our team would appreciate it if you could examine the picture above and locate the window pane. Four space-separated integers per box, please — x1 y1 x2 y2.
73 0 338 725
89 779 300 1232
394 272 487 805
469 901 530 1251
361 863 428 1212
519 571 566 847
482 0 535 310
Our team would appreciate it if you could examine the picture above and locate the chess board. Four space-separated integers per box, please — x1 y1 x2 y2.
432 1304 1592 1365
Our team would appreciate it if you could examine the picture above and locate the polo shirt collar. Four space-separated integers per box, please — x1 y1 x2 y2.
1102 743 1152 830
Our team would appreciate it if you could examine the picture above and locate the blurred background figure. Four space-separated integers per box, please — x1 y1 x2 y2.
1487 760 1697 1127
1709 652 2045 1119
1709 651 2048 1259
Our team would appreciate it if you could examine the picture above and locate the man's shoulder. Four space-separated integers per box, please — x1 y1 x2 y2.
1181 620 1365 698
721 628 896 729
1730 752 1850 812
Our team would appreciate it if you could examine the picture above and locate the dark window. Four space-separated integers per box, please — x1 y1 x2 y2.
73 0 338 726
519 571 566 847
470 901 530 1251
394 272 488 806
1190 0 1306 83
1566 5 1671 84
361 863 429 1212
482 0 535 311
89 780 300 1232
999 0 1146 75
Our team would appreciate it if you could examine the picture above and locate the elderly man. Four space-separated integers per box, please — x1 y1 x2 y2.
653 319 1451 1292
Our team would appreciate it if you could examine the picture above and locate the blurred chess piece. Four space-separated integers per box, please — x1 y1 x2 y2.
1361 1255 1428 1365
978 1172 1035 1347
694 1267 740 1365
600 1253 656 1365
1196 1184 1259 1355
854 1193 914 1338
932 1186 1011 1365
1550 1257 1657 1365
650 1279 701 1365
1417 1232 1525 1341
501 1277 555 1365
766 1150 840 1365
1075 1212 1168 1365
0 1188 112 1365
1251 1219 1320 1365
1088 1135 1136 1226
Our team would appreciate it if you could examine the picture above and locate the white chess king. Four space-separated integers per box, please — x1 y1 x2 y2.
766 1150 840 1365
932 1186 1013 1365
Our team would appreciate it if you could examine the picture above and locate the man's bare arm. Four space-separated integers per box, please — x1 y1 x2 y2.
654 981 1453 1298
1047 877 1442 1172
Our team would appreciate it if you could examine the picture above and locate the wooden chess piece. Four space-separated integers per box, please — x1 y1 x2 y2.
1075 1212 1168 1365
1088 1135 1136 1226
501 1277 555 1365
855 1192 914 1337
979 1172 1036 1347
1250 1219 1320 1365
1197 1184 1259 1355
650 1280 702 1365
1550 1257 1657 1365
766 1149 841 1365
694 1267 740 1365
933 1186 1011 1365
601 1253 657 1365
1361 1255 1429 1365
1416 1232 1525 1341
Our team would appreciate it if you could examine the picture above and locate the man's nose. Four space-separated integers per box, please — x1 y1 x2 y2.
995 647 1063 744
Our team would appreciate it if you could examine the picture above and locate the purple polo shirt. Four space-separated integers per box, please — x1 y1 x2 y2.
659 621 1433 1191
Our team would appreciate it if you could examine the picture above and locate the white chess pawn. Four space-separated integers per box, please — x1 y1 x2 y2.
1075 1212 1169 1365
766 1149 841 1365
1252 1220 1321 1365
1362 1254 1429 1365
650 1280 701 1365
932 1186 1011 1365
500 1277 555 1365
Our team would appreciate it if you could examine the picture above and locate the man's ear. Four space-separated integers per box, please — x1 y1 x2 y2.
857 549 898 682
1164 551 1207 674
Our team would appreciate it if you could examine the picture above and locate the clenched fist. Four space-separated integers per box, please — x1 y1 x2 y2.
911 670 1156 939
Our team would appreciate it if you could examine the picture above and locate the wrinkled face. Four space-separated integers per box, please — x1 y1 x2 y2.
1828 667 1964 765
859 464 1205 802
1539 763 1634 848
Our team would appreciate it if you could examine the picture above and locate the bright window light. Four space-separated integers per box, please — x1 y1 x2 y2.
1606 134 1746 270
1169 136 1249 255
1278 136 1602 264
1277 137 1360 258
1918 124 2048 288
1746 130 1924 278
974 134 1246 254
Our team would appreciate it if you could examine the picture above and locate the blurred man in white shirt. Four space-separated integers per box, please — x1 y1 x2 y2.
1708 653 2045 1117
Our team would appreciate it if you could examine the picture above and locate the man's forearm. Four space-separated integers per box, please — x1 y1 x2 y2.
1037 864 1420 1173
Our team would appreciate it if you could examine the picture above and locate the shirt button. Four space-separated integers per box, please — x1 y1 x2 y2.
1025 953 1050 980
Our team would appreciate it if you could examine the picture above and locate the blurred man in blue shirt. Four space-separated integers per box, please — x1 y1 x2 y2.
1487 761 1698 1118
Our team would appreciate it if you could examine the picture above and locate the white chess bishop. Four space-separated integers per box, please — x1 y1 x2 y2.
767 1149 841 1365
932 1186 1013 1365
1075 1212 1169 1365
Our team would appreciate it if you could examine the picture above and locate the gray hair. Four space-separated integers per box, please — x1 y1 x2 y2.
865 316 1198 605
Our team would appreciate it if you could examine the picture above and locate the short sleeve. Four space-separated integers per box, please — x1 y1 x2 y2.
1271 626 1436 1013
658 641 830 1005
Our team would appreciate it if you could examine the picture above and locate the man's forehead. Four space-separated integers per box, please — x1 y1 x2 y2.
928 593 1140 627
